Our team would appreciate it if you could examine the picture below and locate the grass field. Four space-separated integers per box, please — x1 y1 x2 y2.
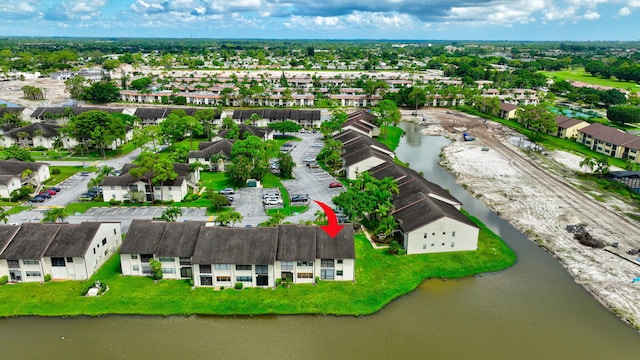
0 219 515 317
540 68 640 91
377 125 404 151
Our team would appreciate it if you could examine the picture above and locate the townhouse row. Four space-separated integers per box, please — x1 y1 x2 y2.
120 221 355 288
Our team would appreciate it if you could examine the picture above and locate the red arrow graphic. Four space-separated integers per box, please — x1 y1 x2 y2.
314 200 344 238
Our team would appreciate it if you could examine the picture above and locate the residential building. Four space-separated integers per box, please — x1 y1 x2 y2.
0 222 121 282
100 163 199 203
187 139 235 171
576 123 640 162
119 221 356 288
555 116 589 139
0 160 50 193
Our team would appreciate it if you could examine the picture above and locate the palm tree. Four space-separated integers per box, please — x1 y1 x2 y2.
314 210 327 225
579 157 596 173
160 206 183 222
42 207 69 223
0 207 10 224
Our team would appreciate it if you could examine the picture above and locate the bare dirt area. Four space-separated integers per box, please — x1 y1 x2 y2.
408 108 640 329
0 78 69 109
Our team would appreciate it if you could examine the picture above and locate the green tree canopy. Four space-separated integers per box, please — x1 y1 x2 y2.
267 120 302 135
64 110 127 158
607 105 640 124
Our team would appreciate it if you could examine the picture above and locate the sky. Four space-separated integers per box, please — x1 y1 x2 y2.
0 0 640 41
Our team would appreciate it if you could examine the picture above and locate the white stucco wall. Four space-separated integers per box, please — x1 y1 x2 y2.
404 217 479 255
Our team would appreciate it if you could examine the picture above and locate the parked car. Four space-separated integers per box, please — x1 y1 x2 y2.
303 157 315 163
312 143 323 147
89 187 103 194
263 192 280 199
329 181 343 188
30 195 46 203
42 189 56 196
79 171 91 177
226 195 235 202
219 188 235 195
263 197 283 205
307 161 319 169
38 191 52 199
48 186 61 192
78 193 95 201
291 194 309 203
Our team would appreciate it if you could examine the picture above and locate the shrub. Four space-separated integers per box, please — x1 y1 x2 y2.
149 259 163 280
33 146 47 151
0 275 8 285
109 199 121 205
234 282 243 290
315 276 320 284
44 274 51 282
220 286 225 291
51 168 61 175
189 278 194 286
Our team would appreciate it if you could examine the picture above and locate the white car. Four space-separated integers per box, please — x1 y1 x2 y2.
263 197 283 205
303 157 315 163
312 143 323 147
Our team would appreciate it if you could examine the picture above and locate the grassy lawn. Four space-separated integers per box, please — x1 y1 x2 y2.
200 171 233 192
377 125 404 151
0 219 515 317
540 67 640 91
46 166 86 185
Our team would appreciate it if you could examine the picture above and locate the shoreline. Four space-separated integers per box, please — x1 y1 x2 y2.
413 108 640 331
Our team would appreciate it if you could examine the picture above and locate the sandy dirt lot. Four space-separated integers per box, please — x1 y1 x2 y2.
410 108 640 330
0 78 69 109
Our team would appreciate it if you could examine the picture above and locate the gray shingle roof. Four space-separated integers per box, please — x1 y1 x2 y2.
316 226 355 259
0 225 20 256
392 195 477 233
188 139 235 159
231 109 320 121
276 225 317 262
119 220 167 255
579 123 640 149
0 160 48 177
156 221 206 257
192 226 279 265
342 147 391 167
44 222 102 257
4 122 61 139
217 123 273 140
0 223 60 260
100 162 189 187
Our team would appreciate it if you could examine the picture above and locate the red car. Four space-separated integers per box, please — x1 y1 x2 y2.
43 189 57 195
329 181 343 188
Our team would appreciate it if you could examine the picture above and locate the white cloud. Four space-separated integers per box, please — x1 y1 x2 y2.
618 6 632 15
583 10 600 19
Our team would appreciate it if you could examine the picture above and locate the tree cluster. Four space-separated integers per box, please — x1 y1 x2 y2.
606 106 640 124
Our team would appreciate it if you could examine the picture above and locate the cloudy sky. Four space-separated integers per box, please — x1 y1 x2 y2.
0 0 639 40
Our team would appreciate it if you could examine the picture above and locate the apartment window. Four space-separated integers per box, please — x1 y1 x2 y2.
442 232 446 235
296 261 313 267
200 275 213 286
255 265 268 275
66 257 73 263
114 229 117 235
140 254 153 263
158 257 175 262
297 273 313 279
200 265 212 274
321 259 334 268
452 231 456 237
337 270 343 276
320 269 334 280
423 233 427 238
423 244 427 249
236 265 251 271
102 238 107 246
162 267 176 274
214 264 231 270
451 242 455 248
132 265 139 271
236 276 252 282
51 257 65 267
281 261 293 270
23 259 39 265
131 255 138 260
337 259 343 264
216 276 231 282
431 243 435 247
179 257 191 266
26 271 41 277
